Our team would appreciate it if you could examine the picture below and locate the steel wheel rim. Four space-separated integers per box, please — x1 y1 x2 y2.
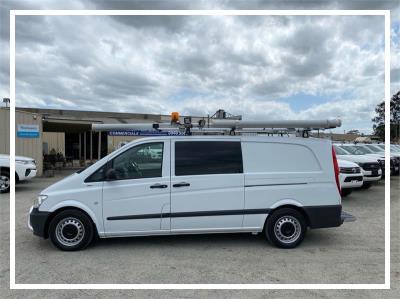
274 216 301 244
55 217 85 247
0 175 10 191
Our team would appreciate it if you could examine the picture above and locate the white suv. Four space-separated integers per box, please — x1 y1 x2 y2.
338 159 363 196
0 154 37 193
29 136 354 251
333 145 381 188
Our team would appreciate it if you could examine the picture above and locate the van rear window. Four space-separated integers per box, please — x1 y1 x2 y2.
175 141 243 176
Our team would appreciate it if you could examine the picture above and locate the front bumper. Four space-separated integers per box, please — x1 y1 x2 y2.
28 206 50 238
20 169 37 181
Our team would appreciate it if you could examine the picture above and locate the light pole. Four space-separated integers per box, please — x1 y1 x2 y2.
2 98 10 108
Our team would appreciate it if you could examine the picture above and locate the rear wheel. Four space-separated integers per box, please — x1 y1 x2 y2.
0 169 10 193
49 209 94 251
265 208 306 249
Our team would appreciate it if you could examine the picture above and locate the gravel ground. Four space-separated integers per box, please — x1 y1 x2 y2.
0 171 398 298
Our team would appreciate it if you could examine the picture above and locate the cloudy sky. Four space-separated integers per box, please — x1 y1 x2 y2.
1 0 400 134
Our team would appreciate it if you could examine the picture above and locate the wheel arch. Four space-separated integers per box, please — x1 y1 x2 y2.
44 205 100 239
267 204 311 228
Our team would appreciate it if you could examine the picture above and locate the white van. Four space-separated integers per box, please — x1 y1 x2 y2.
29 136 350 251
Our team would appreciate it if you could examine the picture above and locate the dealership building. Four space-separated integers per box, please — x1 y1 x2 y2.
0 107 207 176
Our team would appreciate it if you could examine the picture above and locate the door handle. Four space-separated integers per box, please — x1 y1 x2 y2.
150 183 168 189
173 182 190 188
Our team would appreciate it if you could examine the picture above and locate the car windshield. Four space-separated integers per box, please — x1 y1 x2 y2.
390 145 400 152
374 144 385 150
340 145 366 155
357 146 375 154
334 145 350 155
365 144 383 153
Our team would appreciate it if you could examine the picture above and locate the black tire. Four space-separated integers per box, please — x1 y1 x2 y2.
48 209 94 251
341 189 353 197
361 182 372 189
265 208 306 249
0 169 10 193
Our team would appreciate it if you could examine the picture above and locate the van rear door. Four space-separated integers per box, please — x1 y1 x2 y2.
170 140 245 232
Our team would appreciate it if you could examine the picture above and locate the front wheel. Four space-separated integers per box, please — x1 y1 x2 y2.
265 208 306 249
0 170 10 193
49 209 94 251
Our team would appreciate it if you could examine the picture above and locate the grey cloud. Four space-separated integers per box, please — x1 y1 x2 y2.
0 0 398 134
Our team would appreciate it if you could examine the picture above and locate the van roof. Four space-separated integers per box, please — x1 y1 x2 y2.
131 135 332 144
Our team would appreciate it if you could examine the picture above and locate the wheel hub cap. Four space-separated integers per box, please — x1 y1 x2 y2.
55 217 85 247
274 216 301 244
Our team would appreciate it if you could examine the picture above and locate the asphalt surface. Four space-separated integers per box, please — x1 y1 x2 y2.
0 170 399 298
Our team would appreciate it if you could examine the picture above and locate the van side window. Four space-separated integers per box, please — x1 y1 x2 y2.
112 142 164 180
175 141 243 176
85 164 108 182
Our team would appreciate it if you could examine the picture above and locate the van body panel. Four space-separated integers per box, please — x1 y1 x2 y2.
39 179 104 235
170 138 245 231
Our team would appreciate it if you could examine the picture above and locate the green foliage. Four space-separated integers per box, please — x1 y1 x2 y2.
372 91 400 141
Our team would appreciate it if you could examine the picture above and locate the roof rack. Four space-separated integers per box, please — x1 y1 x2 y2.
92 114 341 138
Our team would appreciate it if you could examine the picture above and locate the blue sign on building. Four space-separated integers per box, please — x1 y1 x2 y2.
17 124 40 138
108 130 187 136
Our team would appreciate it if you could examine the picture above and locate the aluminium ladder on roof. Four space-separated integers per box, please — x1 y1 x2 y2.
91 118 342 137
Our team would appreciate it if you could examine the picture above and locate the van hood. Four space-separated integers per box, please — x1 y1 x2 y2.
40 172 81 195
336 154 378 164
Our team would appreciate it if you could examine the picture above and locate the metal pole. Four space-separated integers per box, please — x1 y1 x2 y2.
83 132 86 165
79 133 82 160
98 131 101 160
90 131 93 162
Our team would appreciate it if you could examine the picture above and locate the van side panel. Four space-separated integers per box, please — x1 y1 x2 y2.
241 139 341 229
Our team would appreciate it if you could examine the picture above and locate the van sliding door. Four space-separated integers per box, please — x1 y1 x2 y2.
170 140 245 232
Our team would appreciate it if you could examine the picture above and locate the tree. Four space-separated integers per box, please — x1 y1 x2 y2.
372 91 400 141
347 129 360 135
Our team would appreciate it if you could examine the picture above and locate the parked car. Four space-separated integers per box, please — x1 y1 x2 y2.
339 144 387 174
29 136 353 251
333 145 381 188
358 144 400 175
0 154 37 193
338 159 363 197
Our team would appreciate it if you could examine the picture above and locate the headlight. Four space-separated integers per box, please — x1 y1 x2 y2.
33 195 48 208
16 159 29 164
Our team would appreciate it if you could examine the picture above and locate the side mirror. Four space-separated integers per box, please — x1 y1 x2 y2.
105 168 117 181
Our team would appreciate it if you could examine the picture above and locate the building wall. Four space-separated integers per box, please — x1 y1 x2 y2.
43 132 65 155
0 108 43 176
0 108 10 154
15 110 43 176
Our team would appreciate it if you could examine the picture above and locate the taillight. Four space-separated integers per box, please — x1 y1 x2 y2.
332 146 341 195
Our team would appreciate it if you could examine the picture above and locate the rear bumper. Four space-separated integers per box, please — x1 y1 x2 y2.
304 205 343 229
28 206 50 238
